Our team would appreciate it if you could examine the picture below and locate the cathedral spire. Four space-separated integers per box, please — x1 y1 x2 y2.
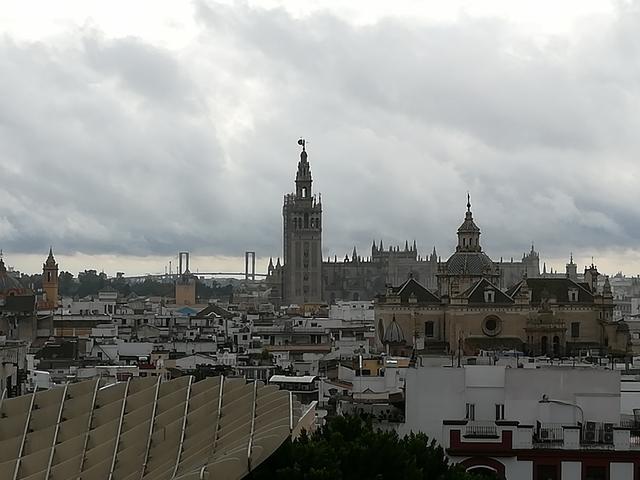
45 246 57 267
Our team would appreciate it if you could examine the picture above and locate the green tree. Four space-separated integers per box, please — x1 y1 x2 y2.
250 415 481 480
58 271 77 296
77 270 107 297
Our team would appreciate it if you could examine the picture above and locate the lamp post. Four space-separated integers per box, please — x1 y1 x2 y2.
539 394 584 425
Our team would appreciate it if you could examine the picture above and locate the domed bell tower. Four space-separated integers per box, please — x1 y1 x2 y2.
456 194 482 253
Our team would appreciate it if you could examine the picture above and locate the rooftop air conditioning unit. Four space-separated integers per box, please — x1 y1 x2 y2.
603 423 614 444
583 422 597 443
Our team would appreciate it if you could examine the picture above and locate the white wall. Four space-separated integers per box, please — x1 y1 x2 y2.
465 367 506 421
561 461 581 480
329 302 374 322
402 366 622 443
401 367 465 439
504 458 532 480
611 462 634 480
117 341 154 357
505 369 620 425
175 354 218 370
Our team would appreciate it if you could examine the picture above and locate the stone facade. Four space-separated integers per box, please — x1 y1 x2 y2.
266 145 541 307
375 204 630 357
322 242 439 303
281 139 323 305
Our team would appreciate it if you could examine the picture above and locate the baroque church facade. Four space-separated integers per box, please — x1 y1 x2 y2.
265 142 540 306
375 203 630 357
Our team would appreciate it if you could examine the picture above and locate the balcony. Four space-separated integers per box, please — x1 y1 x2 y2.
532 423 564 448
464 421 498 439
444 418 640 456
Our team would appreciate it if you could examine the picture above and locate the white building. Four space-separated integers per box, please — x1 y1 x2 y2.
399 365 640 480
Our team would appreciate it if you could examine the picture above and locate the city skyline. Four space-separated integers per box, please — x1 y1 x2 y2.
2 1 640 275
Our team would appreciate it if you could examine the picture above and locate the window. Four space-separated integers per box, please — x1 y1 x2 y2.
534 465 559 480
583 466 607 480
495 404 505 421
571 322 580 338
465 403 475 420
425 321 434 338
484 290 495 303
569 289 579 302
482 316 501 336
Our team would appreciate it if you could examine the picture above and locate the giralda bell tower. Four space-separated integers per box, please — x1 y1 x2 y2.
282 139 323 305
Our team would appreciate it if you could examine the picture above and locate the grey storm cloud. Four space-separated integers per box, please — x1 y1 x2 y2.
1 1 640 265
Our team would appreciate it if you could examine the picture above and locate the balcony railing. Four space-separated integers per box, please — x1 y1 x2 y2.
620 415 640 448
464 421 498 438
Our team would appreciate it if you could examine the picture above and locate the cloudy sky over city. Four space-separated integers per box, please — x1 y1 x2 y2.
2 0 640 276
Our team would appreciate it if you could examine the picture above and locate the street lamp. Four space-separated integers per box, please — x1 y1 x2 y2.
539 394 584 424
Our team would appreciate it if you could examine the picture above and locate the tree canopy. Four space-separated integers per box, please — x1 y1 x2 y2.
250 415 483 480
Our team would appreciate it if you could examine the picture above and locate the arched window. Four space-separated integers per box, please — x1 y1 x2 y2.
301 187 307 198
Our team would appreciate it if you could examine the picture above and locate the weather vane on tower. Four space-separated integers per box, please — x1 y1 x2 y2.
298 138 306 152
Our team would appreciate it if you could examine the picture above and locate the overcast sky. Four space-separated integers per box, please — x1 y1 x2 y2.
2 0 640 276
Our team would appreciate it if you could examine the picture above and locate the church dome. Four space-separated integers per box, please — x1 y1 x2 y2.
0 257 24 294
383 316 406 344
446 251 495 275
